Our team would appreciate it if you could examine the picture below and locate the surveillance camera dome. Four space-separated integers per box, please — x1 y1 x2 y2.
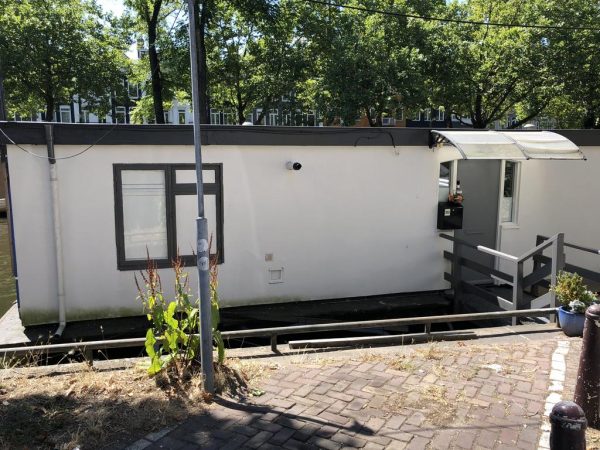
286 161 302 170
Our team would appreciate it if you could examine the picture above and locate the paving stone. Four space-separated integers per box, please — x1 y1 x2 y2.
282 438 318 450
307 436 342 450
270 427 297 445
245 431 275 449
125 439 152 450
330 431 367 448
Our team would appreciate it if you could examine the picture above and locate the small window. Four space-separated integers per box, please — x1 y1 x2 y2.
438 161 452 203
114 164 224 270
115 106 126 124
501 161 520 223
60 106 71 123
210 109 221 124
178 109 186 124
128 82 140 99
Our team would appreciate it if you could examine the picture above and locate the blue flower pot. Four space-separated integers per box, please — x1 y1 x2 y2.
557 306 586 337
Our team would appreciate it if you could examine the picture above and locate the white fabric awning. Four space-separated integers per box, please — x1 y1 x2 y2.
431 130 585 160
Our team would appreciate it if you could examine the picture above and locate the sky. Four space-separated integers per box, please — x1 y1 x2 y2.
97 0 125 17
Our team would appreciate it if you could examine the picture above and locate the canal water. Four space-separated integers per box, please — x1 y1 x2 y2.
0 218 16 318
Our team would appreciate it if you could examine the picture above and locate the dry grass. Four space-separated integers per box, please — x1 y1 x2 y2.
0 357 262 449
588 427 600 450
414 342 448 360
389 354 416 373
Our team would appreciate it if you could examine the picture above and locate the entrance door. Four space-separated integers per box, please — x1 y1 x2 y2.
454 160 501 283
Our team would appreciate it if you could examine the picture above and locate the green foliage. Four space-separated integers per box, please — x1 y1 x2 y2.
136 254 224 378
0 0 131 120
551 271 598 311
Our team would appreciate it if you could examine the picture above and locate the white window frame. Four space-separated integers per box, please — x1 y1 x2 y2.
499 160 521 226
115 106 127 124
178 109 186 124
59 106 71 123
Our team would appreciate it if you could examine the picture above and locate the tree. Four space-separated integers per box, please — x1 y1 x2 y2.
205 0 308 125
0 0 130 121
295 0 440 126
126 0 174 124
540 0 600 128
427 0 558 129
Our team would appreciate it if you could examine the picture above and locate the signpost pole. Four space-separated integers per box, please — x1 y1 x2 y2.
187 0 214 393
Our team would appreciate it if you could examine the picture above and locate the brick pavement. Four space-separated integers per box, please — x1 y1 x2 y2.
124 336 570 450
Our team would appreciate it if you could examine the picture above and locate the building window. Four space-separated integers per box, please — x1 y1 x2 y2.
501 161 520 223
115 106 126 124
128 82 140 99
60 106 71 123
113 163 224 270
210 109 221 124
178 109 186 124
268 109 279 126
81 109 91 123
438 161 452 202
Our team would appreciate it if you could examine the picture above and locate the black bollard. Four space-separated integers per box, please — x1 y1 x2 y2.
574 303 600 429
549 401 587 450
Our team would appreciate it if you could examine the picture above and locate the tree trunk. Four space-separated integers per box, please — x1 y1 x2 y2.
473 92 485 128
0 70 6 121
444 106 453 128
365 107 374 127
195 0 211 124
148 1 165 124
45 96 55 122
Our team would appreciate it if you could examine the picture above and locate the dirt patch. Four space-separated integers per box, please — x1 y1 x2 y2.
0 358 260 449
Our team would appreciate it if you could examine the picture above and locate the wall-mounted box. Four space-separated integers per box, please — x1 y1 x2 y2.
437 202 463 230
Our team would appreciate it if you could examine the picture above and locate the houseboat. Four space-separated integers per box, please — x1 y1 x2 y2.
0 123 598 330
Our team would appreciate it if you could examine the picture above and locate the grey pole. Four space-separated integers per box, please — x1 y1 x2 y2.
187 0 214 393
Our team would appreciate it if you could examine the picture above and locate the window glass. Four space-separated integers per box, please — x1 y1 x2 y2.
501 161 517 222
178 110 186 124
176 169 215 184
438 162 451 202
175 194 218 256
115 107 126 124
60 107 71 123
121 170 168 260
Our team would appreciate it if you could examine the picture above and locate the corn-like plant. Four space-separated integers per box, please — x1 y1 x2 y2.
136 249 224 378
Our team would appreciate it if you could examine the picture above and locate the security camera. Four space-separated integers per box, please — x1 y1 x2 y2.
286 161 302 171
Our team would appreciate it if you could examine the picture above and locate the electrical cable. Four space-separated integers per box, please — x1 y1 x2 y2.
0 2 186 161
303 0 600 31
0 124 118 161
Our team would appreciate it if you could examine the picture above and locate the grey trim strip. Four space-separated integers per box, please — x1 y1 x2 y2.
1 122 600 147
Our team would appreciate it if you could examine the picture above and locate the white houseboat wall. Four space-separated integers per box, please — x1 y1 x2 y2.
0 123 597 327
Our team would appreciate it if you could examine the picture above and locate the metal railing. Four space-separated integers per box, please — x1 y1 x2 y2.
441 233 566 324
0 308 560 362
533 234 600 295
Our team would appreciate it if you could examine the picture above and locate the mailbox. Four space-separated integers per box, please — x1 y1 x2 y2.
437 202 463 230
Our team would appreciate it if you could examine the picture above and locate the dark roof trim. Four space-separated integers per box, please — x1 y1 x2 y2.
1 122 600 147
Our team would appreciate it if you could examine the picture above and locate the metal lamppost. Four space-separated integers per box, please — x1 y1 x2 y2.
187 0 214 393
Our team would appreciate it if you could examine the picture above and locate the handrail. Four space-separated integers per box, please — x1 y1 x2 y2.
476 245 518 262
518 234 559 262
0 308 558 360
538 234 600 256
439 233 478 250
440 233 519 262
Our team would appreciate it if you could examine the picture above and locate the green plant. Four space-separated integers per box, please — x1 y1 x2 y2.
551 271 598 311
210 254 225 365
136 251 225 378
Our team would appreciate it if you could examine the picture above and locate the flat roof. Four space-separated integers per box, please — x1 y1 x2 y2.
1 122 600 147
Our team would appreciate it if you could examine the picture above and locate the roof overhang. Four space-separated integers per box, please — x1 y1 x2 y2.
430 130 586 160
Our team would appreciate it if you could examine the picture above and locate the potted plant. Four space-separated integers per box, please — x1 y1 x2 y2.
551 271 598 337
